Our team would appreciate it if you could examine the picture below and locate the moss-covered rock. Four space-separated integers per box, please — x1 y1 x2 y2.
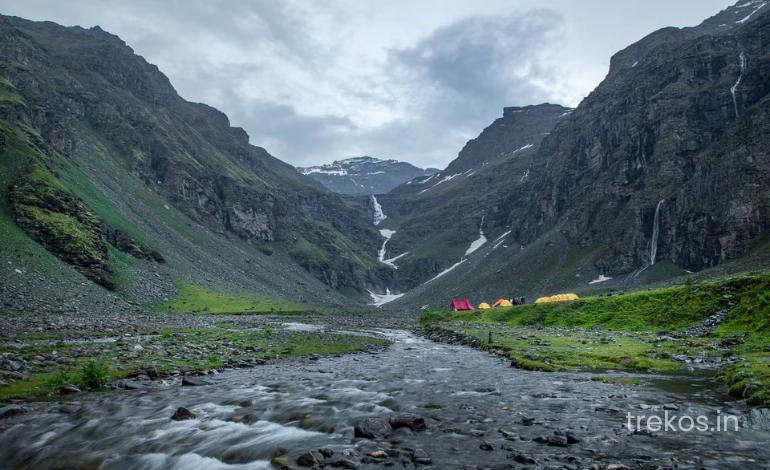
10 163 115 288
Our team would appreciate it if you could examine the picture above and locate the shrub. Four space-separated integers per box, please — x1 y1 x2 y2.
79 361 110 390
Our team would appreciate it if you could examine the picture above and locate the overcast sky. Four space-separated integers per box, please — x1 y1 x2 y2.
1 0 733 169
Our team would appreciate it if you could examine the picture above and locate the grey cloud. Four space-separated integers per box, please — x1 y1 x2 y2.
0 1 571 169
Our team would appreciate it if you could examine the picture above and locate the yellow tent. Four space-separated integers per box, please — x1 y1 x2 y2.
478 302 491 309
535 293 580 304
493 298 513 307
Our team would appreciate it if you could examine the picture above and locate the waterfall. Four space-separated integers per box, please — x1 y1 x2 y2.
371 195 386 225
730 52 746 118
649 199 664 265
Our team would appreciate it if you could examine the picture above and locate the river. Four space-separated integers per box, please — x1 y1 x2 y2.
1 329 768 469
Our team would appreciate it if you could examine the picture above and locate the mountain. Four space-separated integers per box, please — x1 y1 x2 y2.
0 15 384 315
298 156 438 196
373 0 770 308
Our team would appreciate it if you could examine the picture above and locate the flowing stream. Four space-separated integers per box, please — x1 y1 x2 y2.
1 330 768 469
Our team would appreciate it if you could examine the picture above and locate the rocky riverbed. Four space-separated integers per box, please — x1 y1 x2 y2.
1 328 769 469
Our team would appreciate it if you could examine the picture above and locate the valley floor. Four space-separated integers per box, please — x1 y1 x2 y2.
0 272 768 468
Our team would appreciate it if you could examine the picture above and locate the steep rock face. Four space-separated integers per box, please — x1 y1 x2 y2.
375 103 571 291
526 1 770 273
299 156 437 196
445 103 571 174
377 0 770 307
0 15 381 295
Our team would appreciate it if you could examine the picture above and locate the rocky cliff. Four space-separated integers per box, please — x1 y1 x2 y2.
376 0 770 307
0 14 382 309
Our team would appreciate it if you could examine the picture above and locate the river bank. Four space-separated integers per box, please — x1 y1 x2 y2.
420 271 770 407
0 311 405 401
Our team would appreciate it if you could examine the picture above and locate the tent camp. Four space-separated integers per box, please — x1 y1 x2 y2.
493 299 513 308
450 298 473 311
478 302 491 309
534 293 579 304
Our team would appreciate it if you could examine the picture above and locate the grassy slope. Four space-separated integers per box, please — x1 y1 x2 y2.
422 271 770 405
158 282 312 314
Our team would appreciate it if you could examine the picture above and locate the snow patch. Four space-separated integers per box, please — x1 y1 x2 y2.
520 168 530 182
589 274 613 284
302 168 348 176
419 173 461 194
464 216 487 256
494 230 512 242
383 251 409 269
424 260 466 284
371 195 386 225
377 228 396 266
737 1 766 23
368 289 405 307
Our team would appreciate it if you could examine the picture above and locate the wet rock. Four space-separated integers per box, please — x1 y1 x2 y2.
389 413 426 431
329 458 359 469
354 417 390 439
554 429 581 444
182 376 210 386
480 441 495 451
171 406 196 420
662 403 679 411
296 451 319 467
319 448 335 458
607 465 631 470
60 384 81 394
0 405 29 419
412 449 432 465
510 452 537 465
520 416 535 425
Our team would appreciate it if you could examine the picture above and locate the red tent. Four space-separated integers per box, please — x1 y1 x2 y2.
449 298 473 311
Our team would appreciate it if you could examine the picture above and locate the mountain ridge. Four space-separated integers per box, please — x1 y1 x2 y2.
0 13 385 314
373 0 770 308
298 156 438 196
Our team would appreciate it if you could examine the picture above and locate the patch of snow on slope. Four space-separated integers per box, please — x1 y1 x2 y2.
589 274 613 284
383 251 409 269
377 229 396 266
302 168 347 176
520 168 530 182
464 216 487 256
737 1 766 22
424 260 466 284
419 174 460 194
419 174 437 185
513 144 534 153
368 289 405 307
371 195 386 225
